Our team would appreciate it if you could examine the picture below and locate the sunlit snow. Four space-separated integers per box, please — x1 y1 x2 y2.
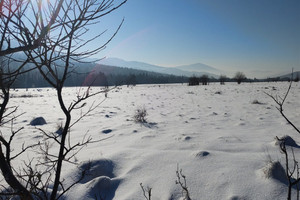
3 82 300 199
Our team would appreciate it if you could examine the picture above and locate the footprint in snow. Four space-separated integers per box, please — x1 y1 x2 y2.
195 151 210 158
141 135 156 139
184 136 192 141
102 129 112 134
218 136 242 143
238 122 246 126
176 135 192 141
228 195 247 200
208 112 218 116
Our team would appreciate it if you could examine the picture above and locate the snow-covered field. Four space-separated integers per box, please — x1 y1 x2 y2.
4 82 300 199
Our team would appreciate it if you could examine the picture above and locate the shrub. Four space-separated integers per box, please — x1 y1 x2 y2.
134 107 147 123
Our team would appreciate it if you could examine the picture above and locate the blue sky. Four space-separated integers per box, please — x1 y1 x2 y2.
93 0 300 78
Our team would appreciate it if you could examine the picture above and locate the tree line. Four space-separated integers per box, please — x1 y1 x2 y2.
12 65 300 88
12 64 189 88
188 71 300 86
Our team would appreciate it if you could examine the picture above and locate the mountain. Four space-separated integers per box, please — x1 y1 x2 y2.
175 63 222 74
278 71 300 80
91 64 188 85
98 57 219 78
12 60 189 88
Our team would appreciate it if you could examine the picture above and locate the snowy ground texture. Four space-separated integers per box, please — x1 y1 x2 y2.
4 82 300 199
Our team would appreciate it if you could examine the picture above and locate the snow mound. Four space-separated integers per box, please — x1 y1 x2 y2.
275 135 299 148
228 195 247 200
65 159 120 200
79 159 115 183
6 82 300 199
30 117 47 126
194 151 210 158
86 176 121 200
102 129 113 134
261 161 286 182
55 127 63 135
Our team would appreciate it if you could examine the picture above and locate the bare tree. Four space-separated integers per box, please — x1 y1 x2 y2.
188 76 200 86
0 0 127 199
265 77 300 134
233 71 246 84
199 74 209 85
219 75 227 85
276 136 300 200
0 61 34 199
266 72 300 200
0 2 41 197
0 0 66 56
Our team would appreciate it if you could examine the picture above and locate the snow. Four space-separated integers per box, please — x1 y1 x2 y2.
3 82 300 199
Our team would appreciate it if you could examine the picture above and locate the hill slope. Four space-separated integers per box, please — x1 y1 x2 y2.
279 71 300 80
175 63 222 74
98 57 218 77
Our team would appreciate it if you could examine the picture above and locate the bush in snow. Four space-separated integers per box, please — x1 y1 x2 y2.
140 166 192 200
176 167 192 200
134 107 148 123
140 183 152 200
262 161 285 180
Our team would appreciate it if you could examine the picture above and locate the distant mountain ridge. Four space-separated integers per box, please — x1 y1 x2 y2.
279 71 300 79
98 57 220 78
174 63 222 74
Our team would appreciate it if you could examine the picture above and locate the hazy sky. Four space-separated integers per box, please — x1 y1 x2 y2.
93 0 300 78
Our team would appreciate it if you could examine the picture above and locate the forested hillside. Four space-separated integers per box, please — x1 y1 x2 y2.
12 62 188 88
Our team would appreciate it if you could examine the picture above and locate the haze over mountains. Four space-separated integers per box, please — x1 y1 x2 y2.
9 54 299 88
175 63 222 74
98 57 222 78
99 57 298 79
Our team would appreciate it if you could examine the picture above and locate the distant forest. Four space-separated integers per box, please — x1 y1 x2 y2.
9 57 299 88
12 63 189 88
